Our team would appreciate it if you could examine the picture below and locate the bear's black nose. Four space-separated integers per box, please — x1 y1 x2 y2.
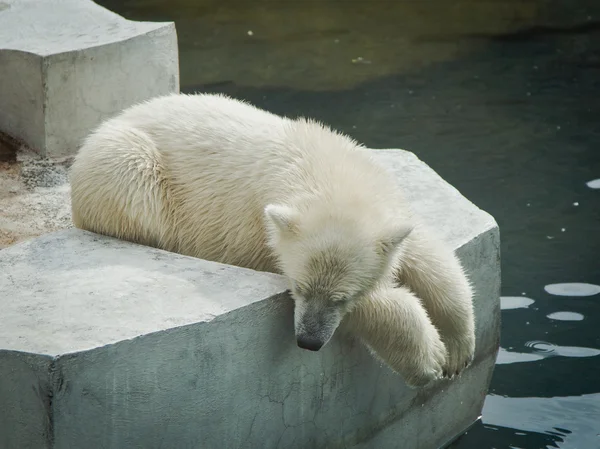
297 336 324 352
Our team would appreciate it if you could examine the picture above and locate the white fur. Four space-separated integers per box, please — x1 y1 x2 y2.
70 93 475 388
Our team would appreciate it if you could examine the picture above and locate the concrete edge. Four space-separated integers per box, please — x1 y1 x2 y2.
78 290 293 362
46 289 292 359
351 351 498 449
436 352 498 449
0 291 292 360
455 224 502 366
374 147 500 242
0 20 177 57
34 21 178 60
438 416 482 449
0 46 44 59
437 345 501 448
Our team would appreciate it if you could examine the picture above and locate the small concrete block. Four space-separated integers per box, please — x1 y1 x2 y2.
0 0 179 158
0 149 500 449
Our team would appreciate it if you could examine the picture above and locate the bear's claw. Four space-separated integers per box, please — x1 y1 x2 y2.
403 331 448 388
441 336 475 379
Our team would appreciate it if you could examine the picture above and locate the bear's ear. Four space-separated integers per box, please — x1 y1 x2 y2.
264 204 300 237
378 224 413 257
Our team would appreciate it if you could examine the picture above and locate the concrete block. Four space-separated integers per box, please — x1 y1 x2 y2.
0 0 179 158
0 149 500 449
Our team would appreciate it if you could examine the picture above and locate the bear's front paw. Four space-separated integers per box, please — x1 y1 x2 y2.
403 330 448 388
442 334 475 379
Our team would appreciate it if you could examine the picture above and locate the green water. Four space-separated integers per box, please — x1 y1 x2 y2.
97 1 600 447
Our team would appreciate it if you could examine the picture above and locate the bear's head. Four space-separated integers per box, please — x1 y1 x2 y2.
264 203 412 352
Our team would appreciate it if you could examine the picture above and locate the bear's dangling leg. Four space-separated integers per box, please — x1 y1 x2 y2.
395 223 476 378
343 286 448 388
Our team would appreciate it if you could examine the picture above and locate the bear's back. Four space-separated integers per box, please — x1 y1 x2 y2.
70 93 404 273
71 94 303 271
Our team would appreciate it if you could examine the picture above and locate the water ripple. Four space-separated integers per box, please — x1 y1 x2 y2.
482 393 600 449
496 347 545 364
496 342 600 365
525 340 600 358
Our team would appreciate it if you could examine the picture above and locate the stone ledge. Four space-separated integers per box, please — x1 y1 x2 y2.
0 229 289 356
0 0 179 158
0 149 500 449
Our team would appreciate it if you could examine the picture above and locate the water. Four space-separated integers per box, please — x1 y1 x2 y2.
97 1 600 447
501 296 536 310
544 282 600 296
546 311 585 321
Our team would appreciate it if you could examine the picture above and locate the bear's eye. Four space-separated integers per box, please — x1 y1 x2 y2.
332 294 350 304
290 281 307 297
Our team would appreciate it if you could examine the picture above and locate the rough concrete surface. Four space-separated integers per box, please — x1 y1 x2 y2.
0 146 72 249
0 148 500 449
0 0 179 158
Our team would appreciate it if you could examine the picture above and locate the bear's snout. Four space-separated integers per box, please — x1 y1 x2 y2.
296 336 324 352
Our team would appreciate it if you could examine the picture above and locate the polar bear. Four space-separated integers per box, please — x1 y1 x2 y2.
70 93 475 388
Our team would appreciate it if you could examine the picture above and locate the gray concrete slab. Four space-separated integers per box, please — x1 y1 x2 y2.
0 149 500 448
0 0 179 158
0 229 288 356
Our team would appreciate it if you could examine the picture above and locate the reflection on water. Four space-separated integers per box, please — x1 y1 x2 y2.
496 347 545 365
546 311 585 321
482 393 600 449
544 283 600 297
94 0 552 91
501 296 535 310
525 340 600 358
496 341 600 365
93 1 600 448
